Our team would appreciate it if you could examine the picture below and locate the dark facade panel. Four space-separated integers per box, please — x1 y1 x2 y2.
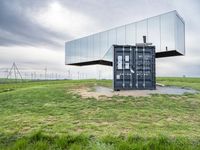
155 50 183 58
67 60 113 66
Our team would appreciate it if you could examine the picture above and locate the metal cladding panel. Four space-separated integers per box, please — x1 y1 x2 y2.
113 45 156 91
65 10 185 66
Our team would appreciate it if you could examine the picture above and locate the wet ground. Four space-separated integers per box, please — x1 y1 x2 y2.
71 85 199 99
151 86 198 95
96 85 198 95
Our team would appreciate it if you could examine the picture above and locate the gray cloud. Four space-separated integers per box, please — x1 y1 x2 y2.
0 0 199 77
58 0 172 32
0 0 69 48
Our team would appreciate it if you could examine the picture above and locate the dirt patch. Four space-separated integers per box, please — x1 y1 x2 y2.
70 86 149 99
69 85 198 99
70 87 111 99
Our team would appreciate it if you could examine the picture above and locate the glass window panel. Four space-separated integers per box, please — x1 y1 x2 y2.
73 40 77 64
91 35 94 60
84 37 88 62
73 41 76 63
79 39 82 62
116 26 125 45
100 31 108 57
161 12 175 51
108 29 117 47
68 42 72 64
65 42 69 64
78 39 81 62
93 33 100 60
88 35 94 61
148 16 160 52
75 39 80 62
176 14 185 55
101 29 116 64
79 38 84 62
80 37 87 62
136 20 147 43
102 45 113 62
74 40 77 63
125 23 136 45
87 36 91 61
68 43 71 64
70 41 74 63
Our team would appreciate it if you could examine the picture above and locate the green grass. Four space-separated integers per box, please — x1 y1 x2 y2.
0 77 200 149
157 77 200 90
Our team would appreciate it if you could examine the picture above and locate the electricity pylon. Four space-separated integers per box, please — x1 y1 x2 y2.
7 62 23 81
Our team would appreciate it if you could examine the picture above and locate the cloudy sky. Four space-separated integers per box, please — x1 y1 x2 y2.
0 0 199 79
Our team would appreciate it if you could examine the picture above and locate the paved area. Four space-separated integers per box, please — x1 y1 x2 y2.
70 85 198 99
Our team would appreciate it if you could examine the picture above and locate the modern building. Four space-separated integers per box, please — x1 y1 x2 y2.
65 10 185 66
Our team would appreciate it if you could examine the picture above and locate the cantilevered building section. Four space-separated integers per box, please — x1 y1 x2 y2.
65 10 185 66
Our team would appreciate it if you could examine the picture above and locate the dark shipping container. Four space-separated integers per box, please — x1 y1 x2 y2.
113 45 156 91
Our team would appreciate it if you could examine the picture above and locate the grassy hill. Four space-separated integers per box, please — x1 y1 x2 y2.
0 78 200 149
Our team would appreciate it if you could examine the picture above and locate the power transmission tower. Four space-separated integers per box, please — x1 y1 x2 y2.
7 62 23 81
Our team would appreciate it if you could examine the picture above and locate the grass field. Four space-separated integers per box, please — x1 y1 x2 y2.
0 77 200 149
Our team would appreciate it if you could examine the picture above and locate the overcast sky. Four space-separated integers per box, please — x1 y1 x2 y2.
0 0 199 79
